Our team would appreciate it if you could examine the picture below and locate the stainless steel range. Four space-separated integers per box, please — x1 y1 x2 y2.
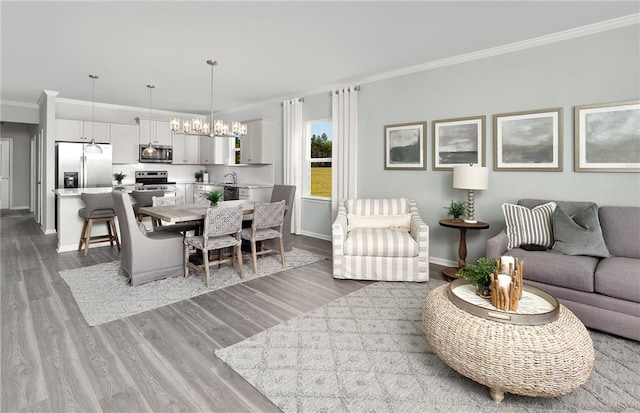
135 170 176 191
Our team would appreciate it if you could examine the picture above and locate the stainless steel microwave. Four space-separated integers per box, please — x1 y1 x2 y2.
139 144 173 163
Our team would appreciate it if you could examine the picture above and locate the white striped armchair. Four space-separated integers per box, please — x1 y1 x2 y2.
332 198 429 282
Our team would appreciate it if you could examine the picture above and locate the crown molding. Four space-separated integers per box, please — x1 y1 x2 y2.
0 100 39 109
219 14 639 115
350 14 640 87
55 97 202 118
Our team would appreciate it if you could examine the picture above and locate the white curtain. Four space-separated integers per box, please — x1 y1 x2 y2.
283 98 303 234
331 86 359 217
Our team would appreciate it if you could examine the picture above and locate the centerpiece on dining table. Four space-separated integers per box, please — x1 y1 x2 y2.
204 190 222 207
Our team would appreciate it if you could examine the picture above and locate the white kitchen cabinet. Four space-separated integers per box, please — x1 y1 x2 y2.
193 184 224 203
199 136 226 164
184 183 194 204
138 119 172 146
239 187 272 202
110 123 139 164
56 119 111 143
240 118 274 164
172 133 200 164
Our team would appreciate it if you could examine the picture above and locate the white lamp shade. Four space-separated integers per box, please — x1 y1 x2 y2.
453 165 489 190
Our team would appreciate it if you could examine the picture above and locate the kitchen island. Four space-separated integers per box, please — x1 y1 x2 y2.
53 187 130 253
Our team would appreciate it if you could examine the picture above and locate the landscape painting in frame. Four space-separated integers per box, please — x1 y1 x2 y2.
493 108 563 171
433 116 485 170
575 100 640 172
384 122 427 170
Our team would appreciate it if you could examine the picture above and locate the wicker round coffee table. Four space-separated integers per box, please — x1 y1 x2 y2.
423 282 594 403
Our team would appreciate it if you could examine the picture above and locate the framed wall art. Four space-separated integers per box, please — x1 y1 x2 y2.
432 116 485 170
493 108 563 171
574 100 640 172
384 121 427 170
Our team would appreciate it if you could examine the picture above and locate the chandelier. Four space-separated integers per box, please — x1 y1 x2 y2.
170 60 247 138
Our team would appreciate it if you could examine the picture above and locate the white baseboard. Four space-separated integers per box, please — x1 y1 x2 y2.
429 256 457 268
299 230 332 242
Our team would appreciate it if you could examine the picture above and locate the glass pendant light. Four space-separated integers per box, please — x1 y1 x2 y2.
84 74 103 154
142 84 158 158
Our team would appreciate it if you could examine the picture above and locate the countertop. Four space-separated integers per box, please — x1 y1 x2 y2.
190 182 273 189
53 187 132 197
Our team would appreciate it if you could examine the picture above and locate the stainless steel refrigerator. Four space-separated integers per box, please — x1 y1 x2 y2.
56 142 113 188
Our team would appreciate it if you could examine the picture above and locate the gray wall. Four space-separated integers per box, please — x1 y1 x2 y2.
358 25 640 265
0 122 33 208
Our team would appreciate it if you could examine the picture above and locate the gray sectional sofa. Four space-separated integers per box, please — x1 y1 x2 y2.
486 199 640 341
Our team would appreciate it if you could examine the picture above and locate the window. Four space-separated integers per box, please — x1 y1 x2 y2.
306 120 332 198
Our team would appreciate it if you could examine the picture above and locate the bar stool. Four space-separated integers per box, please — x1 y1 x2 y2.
78 192 121 256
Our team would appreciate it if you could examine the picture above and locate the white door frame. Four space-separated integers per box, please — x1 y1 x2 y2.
0 137 13 210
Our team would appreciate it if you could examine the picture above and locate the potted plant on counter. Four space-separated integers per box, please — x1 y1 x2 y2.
113 172 127 187
204 190 222 207
445 200 467 221
195 171 203 182
456 257 496 297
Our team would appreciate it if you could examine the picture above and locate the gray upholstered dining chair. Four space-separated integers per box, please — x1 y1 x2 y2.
241 200 286 274
78 192 121 256
112 190 184 286
183 205 245 287
131 190 165 222
269 184 296 251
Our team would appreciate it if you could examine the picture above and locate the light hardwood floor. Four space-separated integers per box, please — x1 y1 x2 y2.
1 210 445 412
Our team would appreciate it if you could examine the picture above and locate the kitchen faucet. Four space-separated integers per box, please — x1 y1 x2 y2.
224 171 237 184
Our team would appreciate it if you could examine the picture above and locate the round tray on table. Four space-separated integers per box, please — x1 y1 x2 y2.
447 278 559 325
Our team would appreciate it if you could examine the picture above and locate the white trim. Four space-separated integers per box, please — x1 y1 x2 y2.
350 14 640 87
300 230 332 242
0 100 39 109
56 97 203 118
219 14 640 115
0 138 13 209
302 195 331 203
430 256 457 268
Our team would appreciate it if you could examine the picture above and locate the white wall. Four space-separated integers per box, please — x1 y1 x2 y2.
357 25 640 265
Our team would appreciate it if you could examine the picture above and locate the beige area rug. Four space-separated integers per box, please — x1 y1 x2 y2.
216 280 640 412
59 247 327 327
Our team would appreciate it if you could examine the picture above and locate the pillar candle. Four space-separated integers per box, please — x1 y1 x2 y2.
497 273 512 288
500 256 515 274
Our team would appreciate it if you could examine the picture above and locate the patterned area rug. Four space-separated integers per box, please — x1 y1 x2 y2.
59 247 326 326
216 280 640 412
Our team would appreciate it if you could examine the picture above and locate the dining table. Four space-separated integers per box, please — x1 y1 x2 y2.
138 199 256 225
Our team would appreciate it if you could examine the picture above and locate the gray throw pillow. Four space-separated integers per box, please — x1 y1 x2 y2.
551 204 610 257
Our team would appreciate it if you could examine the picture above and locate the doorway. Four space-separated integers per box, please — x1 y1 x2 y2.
0 138 11 209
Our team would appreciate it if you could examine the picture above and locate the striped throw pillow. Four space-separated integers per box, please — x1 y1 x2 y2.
502 202 556 250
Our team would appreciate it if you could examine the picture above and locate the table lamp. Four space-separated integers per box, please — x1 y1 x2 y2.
453 164 489 223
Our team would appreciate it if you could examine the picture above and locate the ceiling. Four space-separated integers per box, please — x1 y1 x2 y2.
2 1 638 115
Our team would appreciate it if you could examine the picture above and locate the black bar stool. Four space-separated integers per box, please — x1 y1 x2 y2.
78 192 121 256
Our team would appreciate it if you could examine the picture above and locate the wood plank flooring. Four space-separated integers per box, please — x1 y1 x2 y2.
1 210 445 412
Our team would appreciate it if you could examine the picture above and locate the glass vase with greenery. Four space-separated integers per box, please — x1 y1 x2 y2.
204 190 222 206
445 200 467 221
456 257 497 296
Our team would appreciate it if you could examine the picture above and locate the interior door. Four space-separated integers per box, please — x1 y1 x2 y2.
0 139 10 209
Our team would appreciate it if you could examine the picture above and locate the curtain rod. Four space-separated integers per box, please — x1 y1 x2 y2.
330 85 361 95
281 98 304 106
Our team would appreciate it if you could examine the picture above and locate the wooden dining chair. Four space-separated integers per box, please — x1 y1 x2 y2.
183 205 244 287
241 200 286 274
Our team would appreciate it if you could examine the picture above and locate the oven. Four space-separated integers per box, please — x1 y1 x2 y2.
139 145 173 163
135 170 176 191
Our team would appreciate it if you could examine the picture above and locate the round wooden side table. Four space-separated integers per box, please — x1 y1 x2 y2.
439 219 489 280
